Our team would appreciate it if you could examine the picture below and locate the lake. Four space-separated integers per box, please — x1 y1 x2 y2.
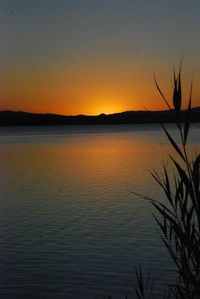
0 124 200 298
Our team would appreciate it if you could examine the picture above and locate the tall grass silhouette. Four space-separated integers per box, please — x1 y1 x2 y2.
135 67 200 299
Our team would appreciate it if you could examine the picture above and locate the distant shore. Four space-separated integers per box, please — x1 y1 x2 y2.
0 108 200 126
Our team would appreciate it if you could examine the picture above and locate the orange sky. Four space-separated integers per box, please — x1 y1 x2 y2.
1 61 200 115
1 1 200 115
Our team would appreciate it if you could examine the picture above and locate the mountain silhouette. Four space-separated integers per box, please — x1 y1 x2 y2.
0 108 200 126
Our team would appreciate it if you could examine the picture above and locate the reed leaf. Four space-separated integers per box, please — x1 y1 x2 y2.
154 74 171 110
183 82 192 145
161 124 186 161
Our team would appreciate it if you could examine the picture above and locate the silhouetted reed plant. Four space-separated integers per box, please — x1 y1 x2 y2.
135 67 200 299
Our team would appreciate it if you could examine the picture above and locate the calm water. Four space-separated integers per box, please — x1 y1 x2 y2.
0 124 200 298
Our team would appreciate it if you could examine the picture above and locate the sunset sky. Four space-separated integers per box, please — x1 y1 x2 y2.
1 0 200 115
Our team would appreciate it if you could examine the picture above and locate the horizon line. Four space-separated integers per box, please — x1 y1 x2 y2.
1 106 200 118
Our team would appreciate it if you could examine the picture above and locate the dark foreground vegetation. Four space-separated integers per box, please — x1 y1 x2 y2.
0 107 199 126
133 69 200 299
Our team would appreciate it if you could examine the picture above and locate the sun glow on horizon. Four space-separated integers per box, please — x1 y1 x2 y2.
89 103 125 116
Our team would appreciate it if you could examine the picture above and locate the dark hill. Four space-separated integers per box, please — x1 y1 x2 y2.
0 108 200 126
